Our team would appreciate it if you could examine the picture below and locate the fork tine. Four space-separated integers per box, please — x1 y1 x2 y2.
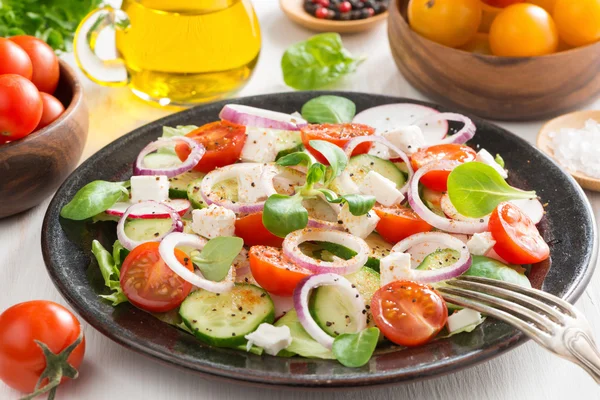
446 279 565 325
455 276 577 318
438 286 555 334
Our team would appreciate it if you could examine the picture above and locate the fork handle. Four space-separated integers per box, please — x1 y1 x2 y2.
564 327 600 384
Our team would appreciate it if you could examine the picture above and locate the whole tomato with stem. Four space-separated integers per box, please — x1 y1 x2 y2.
0 301 85 397
553 0 600 47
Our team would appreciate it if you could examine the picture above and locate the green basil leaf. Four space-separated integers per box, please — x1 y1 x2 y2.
191 237 244 282
306 163 326 186
447 162 536 218
263 194 308 238
342 194 376 216
332 327 380 368
91 240 128 306
308 140 348 182
495 154 505 168
301 95 356 123
281 33 363 90
60 180 129 220
276 151 313 167
317 188 338 202
276 143 305 161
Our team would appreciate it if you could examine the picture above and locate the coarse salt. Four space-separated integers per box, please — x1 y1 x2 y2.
548 119 600 179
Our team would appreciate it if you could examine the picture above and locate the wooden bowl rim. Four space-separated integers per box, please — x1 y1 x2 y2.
0 59 84 152
537 110 600 191
279 0 388 33
390 0 600 60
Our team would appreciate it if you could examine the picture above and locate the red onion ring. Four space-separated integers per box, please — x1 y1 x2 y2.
407 160 488 234
293 273 367 349
159 232 235 293
391 232 472 283
116 201 183 251
134 136 205 177
283 228 369 275
219 104 308 131
344 136 413 194
417 113 476 145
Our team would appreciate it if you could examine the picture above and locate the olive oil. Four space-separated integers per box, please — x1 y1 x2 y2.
116 0 261 105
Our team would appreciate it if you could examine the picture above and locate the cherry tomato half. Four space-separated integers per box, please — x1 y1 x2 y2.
0 74 43 141
10 36 60 94
410 144 476 191
301 123 375 165
235 212 284 247
0 37 32 79
120 242 194 312
371 280 448 347
249 246 311 297
488 202 550 264
36 93 65 130
0 301 85 393
176 121 246 173
374 205 432 244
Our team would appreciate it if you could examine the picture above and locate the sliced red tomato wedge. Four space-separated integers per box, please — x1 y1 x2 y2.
175 120 246 172
410 144 476 191
374 205 433 244
301 123 375 164
235 212 284 247
249 246 311 297
488 202 550 264
120 242 193 312
371 280 448 347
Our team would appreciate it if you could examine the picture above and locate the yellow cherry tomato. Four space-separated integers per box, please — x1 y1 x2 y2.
489 4 558 56
553 0 600 47
460 33 492 54
528 0 556 13
408 0 482 48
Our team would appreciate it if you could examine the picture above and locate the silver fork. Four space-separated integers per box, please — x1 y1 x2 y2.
437 275 600 383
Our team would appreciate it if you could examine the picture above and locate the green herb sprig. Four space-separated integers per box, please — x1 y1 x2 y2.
61 180 129 221
190 237 244 282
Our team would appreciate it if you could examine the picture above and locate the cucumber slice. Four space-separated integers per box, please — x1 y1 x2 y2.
300 241 382 272
187 177 239 209
143 153 181 169
330 154 406 194
124 218 174 242
416 248 460 271
365 233 392 261
169 171 205 199
180 284 275 347
309 267 380 337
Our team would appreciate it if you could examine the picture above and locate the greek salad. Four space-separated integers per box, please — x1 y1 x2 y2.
61 95 548 367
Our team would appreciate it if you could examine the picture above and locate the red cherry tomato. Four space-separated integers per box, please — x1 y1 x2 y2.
0 74 43 141
235 212 284 247
0 37 32 79
301 123 375 165
0 301 85 394
9 36 60 94
120 242 194 312
488 202 550 264
249 246 312 296
36 93 65 130
176 121 246 173
410 144 477 191
374 205 433 244
371 280 447 347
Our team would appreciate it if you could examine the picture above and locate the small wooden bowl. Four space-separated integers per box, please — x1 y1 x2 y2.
537 110 600 192
0 60 89 219
280 0 388 33
388 0 600 121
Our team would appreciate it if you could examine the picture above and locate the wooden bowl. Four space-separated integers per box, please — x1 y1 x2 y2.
0 60 89 219
388 0 600 121
280 0 388 33
537 110 600 192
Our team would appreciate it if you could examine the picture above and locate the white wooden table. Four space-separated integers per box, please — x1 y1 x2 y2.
1 1 599 399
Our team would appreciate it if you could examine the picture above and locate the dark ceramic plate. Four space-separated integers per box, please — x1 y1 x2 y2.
42 92 598 388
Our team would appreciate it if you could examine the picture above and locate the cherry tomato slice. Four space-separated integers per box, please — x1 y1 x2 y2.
410 144 476 191
0 74 43 141
374 205 433 244
249 246 311 297
488 202 550 264
175 121 246 173
301 123 375 165
235 212 284 247
120 242 193 312
371 280 447 347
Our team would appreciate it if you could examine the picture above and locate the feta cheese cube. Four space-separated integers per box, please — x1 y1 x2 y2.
240 127 301 163
338 203 380 239
380 252 412 286
447 308 484 334
237 163 267 203
130 175 169 203
382 125 426 156
476 149 508 178
191 205 236 239
335 172 360 195
467 232 496 256
245 323 292 356
359 170 404 207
